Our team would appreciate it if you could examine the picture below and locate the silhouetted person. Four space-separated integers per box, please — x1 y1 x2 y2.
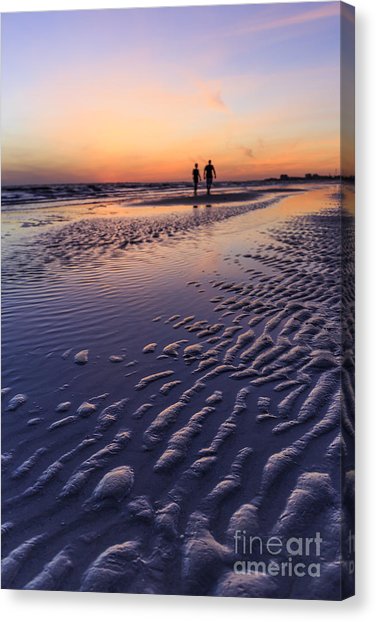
192 163 201 196
204 159 216 195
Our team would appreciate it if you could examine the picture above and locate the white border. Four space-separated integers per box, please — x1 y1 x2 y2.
1 0 376 619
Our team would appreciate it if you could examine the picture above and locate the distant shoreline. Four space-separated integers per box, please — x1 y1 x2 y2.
1 176 354 190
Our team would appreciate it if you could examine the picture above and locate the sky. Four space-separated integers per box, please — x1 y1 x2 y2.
1 2 355 185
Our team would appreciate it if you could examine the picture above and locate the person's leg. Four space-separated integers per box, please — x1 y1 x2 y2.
207 178 212 195
194 181 198 196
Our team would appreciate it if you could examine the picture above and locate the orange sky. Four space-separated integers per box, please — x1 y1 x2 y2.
1 3 354 184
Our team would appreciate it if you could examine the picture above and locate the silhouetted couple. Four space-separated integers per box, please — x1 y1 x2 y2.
192 160 216 196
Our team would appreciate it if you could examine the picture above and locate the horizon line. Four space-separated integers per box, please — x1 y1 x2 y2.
2 173 354 188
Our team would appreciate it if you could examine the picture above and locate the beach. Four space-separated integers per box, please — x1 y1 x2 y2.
1 182 354 598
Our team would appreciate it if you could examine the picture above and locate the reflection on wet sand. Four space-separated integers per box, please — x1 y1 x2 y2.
2 184 354 598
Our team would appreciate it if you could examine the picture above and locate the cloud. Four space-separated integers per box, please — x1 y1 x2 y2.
196 80 229 112
240 146 255 159
232 3 339 37
206 89 227 111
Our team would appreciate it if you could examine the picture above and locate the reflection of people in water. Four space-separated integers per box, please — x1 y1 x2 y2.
192 163 201 196
204 159 216 195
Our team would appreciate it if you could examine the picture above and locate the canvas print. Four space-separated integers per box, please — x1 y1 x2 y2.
1 2 355 600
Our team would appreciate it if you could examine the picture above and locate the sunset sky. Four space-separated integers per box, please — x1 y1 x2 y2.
1 2 354 185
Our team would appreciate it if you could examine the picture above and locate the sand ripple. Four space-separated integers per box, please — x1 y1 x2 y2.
1 190 354 599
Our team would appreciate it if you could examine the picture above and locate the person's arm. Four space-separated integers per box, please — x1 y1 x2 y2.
213 166 217 178
203 168 206 179
199 172 202 181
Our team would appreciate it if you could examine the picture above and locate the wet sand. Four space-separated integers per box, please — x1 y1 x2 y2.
137 187 304 206
1 184 354 598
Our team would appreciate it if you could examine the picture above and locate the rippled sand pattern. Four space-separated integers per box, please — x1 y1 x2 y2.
2 189 354 599
2 196 280 281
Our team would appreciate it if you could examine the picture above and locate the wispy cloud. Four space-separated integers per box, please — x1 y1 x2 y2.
240 146 255 159
196 80 229 112
233 3 339 37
